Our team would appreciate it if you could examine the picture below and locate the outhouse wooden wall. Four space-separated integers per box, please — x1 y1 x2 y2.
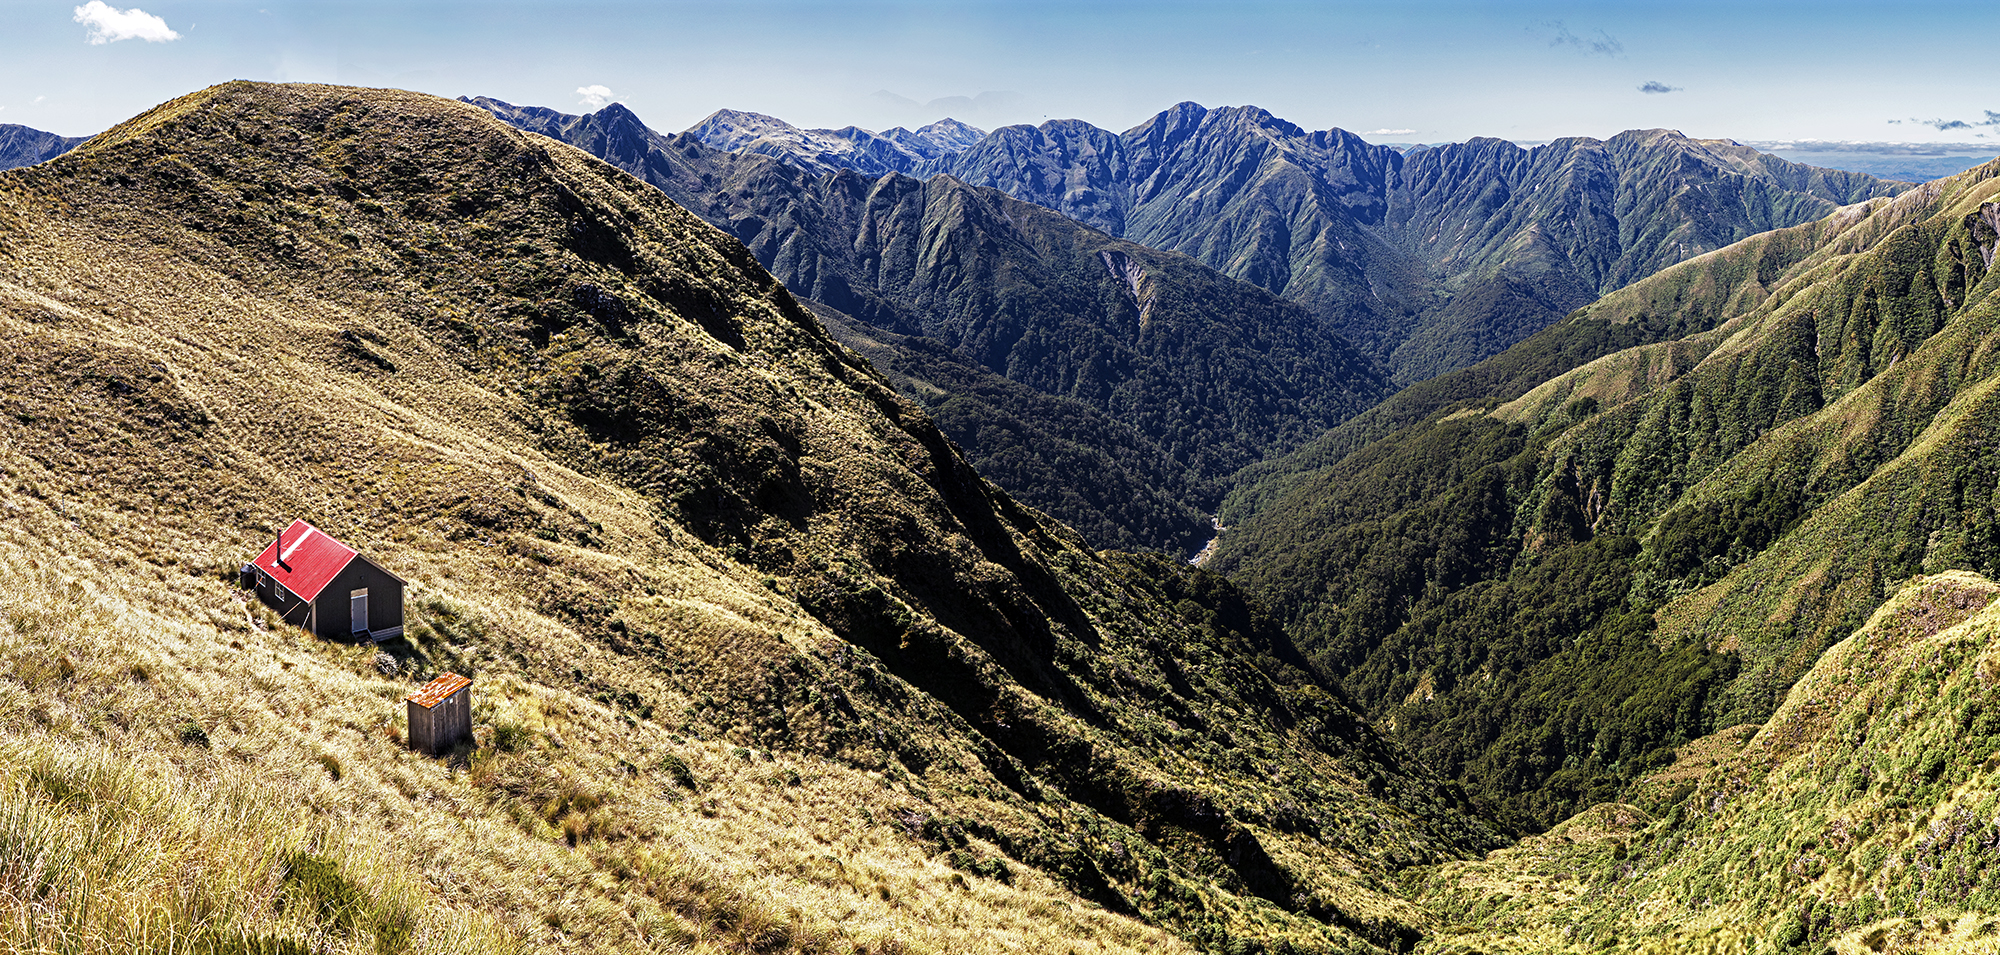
407 673 472 755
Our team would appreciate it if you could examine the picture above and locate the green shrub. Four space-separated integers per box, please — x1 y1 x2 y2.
658 752 699 791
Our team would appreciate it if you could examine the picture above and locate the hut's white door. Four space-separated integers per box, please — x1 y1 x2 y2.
350 588 368 634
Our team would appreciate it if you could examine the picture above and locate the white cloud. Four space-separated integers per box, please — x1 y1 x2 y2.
576 85 613 109
1363 128 1417 137
74 1 180 44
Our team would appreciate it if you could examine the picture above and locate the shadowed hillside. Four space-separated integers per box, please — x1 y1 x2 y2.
0 81 1499 953
466 97 1393 555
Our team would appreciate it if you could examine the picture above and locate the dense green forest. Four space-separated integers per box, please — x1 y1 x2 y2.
1216 168 2000 830
812 305 1211 553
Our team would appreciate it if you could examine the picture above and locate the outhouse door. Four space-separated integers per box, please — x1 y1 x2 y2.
350 588 369 635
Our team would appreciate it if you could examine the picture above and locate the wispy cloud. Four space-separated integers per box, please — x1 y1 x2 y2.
1900 110 2000 132
1362 128 1417 137
73 1 179 44
1540 20 1623 57
576 85 613 109
1638 81 1682 95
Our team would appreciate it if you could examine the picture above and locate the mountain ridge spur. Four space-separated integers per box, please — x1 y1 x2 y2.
465 95 1393 555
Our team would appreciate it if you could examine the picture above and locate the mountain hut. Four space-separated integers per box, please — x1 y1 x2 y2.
242 519 404 641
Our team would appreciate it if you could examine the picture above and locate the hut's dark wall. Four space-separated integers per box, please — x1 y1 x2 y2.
308 556 404 640
253 571 312 628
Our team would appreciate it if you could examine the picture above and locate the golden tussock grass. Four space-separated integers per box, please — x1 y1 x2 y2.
0 497 1185 954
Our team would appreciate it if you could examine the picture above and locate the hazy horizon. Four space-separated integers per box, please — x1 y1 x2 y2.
4 0 1998 154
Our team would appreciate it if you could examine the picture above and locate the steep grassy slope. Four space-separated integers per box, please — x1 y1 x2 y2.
1415 572 2000 953
0 123 85 170
0 81 1499 952
928 105 1907 382
466 98 1392 554
1214 162 2000 831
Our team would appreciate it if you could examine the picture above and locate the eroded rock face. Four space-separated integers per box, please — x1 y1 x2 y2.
1973 200 2000 267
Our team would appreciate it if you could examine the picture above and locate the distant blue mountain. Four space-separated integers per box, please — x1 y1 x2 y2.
1747 141 1998 183
0 124 87 171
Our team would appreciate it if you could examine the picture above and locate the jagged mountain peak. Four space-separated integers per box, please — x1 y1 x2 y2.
1198 103 1309 140
0 123 88 172
683 106 802 149
589 100 646 128
1134 100 1211 134
914 116 985 149
683 107 986 177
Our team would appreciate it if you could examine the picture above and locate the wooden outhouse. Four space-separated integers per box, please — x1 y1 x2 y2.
244 519 404 641
407 672 473 755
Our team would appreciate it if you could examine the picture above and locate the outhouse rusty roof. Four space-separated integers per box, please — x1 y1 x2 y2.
251 519 357 602
407 672 471 709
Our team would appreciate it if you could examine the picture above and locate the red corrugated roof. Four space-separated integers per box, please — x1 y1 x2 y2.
407 672 471 709
251 519 357 602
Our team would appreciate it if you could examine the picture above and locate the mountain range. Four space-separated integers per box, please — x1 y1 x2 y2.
9 79 2000 954
465 96 1393 556
684 108 985 177
0 102 1915 556
688 102 1909 383
1213 152 2000 833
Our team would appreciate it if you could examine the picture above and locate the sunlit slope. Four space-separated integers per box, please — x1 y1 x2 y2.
0 81 1497 952
1214 160 2000 830
1415 572 2000 953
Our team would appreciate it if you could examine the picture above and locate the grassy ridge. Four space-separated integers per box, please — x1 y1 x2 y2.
0 517 1187 954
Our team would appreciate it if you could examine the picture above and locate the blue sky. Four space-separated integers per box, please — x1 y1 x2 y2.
4 0 1998 147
